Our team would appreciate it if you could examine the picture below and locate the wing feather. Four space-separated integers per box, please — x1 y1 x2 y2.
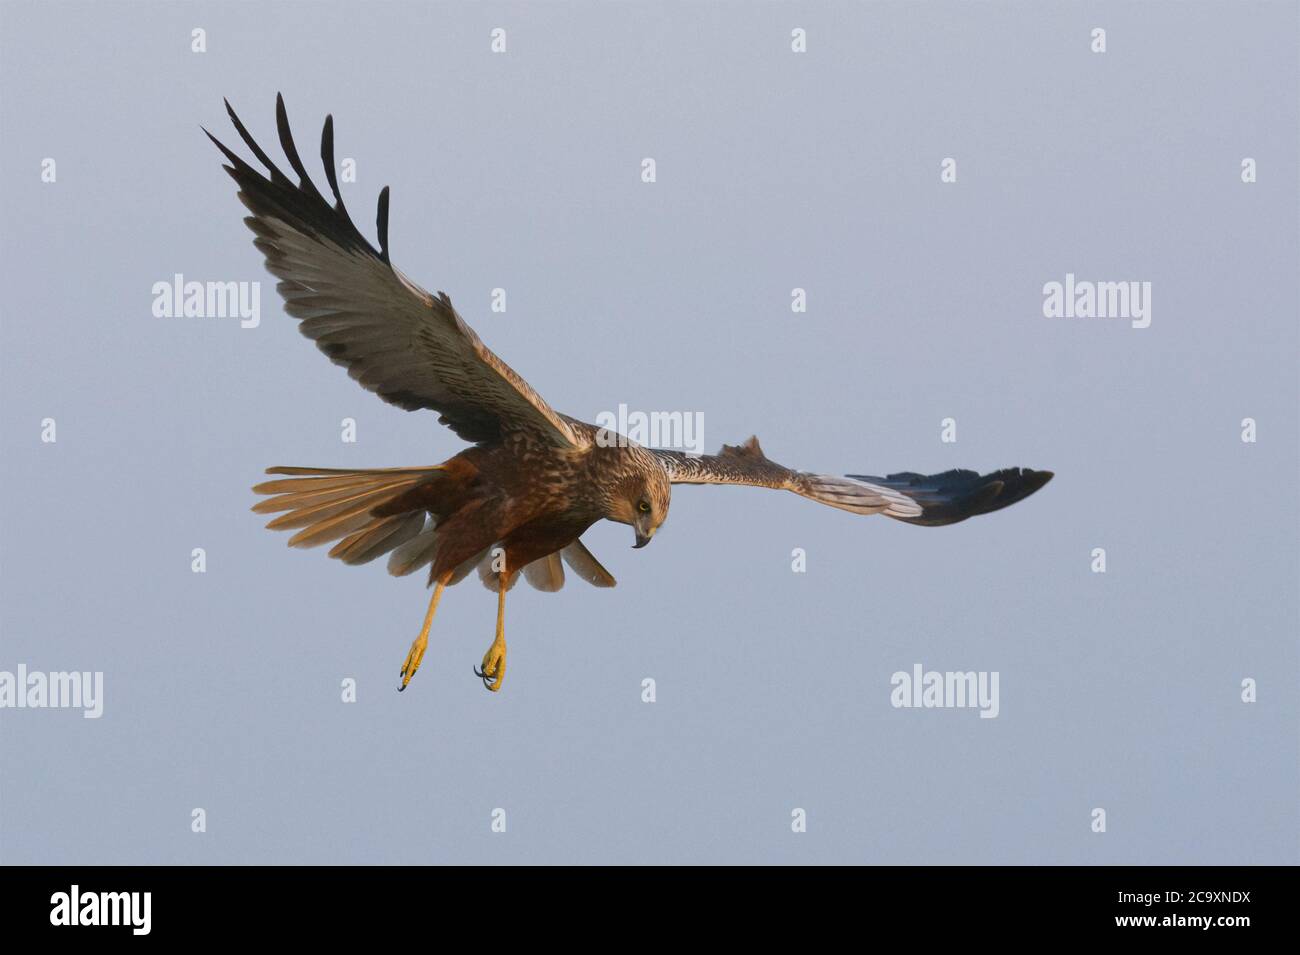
654 437 1052 524
206 95 582 449
522 553 566 592
654 437 922 519
844 468 1054 526
561 540 617 587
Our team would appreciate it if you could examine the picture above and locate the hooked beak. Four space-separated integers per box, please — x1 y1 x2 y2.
632 518 655 549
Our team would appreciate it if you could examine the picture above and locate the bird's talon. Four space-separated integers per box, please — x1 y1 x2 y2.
398 634 429 691
476 641 506 692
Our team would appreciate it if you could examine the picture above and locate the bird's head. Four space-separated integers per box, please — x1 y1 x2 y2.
603 447 672 548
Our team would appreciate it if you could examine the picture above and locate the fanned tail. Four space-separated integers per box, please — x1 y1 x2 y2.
252 466 440 565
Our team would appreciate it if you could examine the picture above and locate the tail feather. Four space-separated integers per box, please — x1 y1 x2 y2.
253 466 620 591
386 523 440 577
286 504 390 548
264 484 415 531
253 483 374 514
252 466 434 496
330 512 425 565
262 465 435 476
252 465 439 564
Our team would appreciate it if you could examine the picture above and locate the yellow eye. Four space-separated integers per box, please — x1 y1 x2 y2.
638 501 652 514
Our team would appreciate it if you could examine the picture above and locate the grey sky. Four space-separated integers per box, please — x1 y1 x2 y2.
1 1 1295 864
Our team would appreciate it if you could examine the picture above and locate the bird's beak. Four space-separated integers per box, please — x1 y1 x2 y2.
632 518 654 549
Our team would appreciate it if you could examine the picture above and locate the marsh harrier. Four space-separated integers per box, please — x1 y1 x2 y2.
207 96 1053 693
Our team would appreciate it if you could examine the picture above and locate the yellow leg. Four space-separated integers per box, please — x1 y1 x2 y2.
474 571 508 692
399 576 447 691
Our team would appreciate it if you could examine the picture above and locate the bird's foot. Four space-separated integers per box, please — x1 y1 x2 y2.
473 639 507 693
398 633 428 691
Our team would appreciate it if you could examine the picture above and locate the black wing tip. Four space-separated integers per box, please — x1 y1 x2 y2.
318 112 362 232
376 186 391 263
209 93 389 264
321 114 336 157
202 125 242 168
936 466 1053 524
1024 467 1053 488
275 93 326 201
847 466 1054 526
1006 467 1053 499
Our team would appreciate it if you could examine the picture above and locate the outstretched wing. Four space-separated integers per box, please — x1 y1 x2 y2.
205 94 582 449
654 437 1052 525
653 437 923 518
843 467 1054 526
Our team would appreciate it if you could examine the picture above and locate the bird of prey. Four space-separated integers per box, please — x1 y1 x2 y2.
207 95 1053 693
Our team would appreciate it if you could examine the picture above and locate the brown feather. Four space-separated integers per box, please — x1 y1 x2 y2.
265 484 422 530
331 512 425 565
288 506 380 548
386 523 439 577
561 540 617 588
446 548 488 586
252 478 421 514
264 465 437 476
253 468 434 496
522 553 566 592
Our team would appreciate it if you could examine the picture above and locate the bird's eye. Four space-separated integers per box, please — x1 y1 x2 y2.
637 500 651 514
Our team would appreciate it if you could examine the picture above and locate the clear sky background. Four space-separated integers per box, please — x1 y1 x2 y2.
1 1 1296 864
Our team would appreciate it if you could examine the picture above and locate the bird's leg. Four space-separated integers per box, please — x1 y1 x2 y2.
399 573 450 691
474 569 508 692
